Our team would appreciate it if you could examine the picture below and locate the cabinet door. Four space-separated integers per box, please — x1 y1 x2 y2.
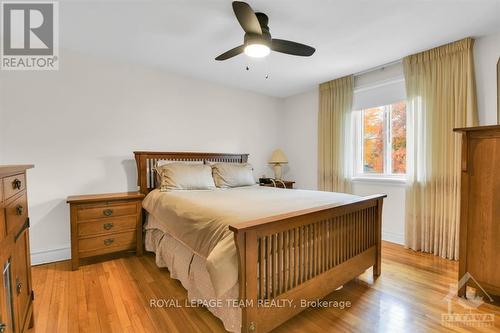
467 136 500 287
11 231 31 333
0 260 14 333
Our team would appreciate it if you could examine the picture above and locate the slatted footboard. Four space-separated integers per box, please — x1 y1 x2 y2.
229 194 385 333
134 152 386 333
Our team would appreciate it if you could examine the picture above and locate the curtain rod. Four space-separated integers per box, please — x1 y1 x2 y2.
353 59 402 77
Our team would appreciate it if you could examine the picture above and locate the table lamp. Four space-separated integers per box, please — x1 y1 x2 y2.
269 149 288 180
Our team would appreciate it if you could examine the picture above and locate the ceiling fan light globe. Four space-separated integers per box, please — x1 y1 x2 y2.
244 44 270 58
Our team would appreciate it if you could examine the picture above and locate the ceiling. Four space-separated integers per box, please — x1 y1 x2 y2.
60 0 500 97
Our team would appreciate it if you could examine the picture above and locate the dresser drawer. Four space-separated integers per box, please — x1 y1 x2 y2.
3 173 26 201
78 231 136 258
5 193 28 236
78 216 137 237
77 202 137 221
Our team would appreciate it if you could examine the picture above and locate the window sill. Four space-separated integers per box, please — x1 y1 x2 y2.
351 176 407 186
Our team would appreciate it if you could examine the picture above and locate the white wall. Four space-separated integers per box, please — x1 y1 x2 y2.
280 89 318 190
475 32 500 125
0 49 282 264
280 68 407 245
279 32 500 246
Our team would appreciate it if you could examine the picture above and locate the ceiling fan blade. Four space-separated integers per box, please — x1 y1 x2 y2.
215 45 245 61
271 39 315 56
232 1 262 35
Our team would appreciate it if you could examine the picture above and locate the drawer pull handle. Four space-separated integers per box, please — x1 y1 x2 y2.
104 238 114 246
0 322 6 333
16 278 22 294
12 178 22 190
15 205 24 216
103 209 113 217
103 222 114 230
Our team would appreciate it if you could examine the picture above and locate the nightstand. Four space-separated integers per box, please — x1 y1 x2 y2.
260 180 295 189
67 192 144 270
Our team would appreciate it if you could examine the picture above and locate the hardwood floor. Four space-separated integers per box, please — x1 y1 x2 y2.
27 241 499 333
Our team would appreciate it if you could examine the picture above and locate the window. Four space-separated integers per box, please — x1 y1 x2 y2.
354 101 406 178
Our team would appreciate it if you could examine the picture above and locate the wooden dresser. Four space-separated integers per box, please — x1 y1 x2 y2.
454 125 500 297
0 165 34 333
67 192 144 270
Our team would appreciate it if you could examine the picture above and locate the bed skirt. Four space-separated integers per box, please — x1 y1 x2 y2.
144 227 241 333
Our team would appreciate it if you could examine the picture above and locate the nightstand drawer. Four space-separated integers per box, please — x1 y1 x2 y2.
5 192 28 235
77 203 137 221
78 231 136 258
3 173 26 201
78 216 136 237
68 191 144 270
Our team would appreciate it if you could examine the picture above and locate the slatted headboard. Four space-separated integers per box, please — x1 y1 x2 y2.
133 151 249 194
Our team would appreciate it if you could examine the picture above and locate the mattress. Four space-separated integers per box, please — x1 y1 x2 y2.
142 185 360 297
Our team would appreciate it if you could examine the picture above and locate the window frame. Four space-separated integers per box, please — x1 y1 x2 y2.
352 102 407 182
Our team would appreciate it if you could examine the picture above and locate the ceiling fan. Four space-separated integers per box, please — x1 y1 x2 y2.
215 1 316 61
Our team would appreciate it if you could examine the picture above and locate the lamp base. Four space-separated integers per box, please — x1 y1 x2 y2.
273 164 282 180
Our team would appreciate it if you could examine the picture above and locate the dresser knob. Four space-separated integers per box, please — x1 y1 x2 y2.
104 238 114 246
16 278 22 294
0 322 7 333
15 205 24 216
12 178 22 190
103 209 113 217
103 222 114 230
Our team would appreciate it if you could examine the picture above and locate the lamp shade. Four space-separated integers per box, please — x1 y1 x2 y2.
269 149 288 164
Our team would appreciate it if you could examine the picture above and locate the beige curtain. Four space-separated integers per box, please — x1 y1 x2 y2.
404 38 478 260
318 76 354 193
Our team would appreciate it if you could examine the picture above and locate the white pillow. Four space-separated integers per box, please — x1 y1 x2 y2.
156 163 215 191
211 163 255 188
154 160 204 187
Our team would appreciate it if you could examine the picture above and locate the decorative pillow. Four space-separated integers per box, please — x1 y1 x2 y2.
156 163 216 191
211 163 255 188
154 160 203 188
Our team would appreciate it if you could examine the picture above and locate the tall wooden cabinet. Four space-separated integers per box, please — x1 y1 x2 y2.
0 166 34 333
454 125 500 297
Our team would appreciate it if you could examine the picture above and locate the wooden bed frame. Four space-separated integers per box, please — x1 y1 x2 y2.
134 151 386 333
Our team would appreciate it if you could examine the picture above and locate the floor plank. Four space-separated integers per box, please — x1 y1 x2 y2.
27 242 500 332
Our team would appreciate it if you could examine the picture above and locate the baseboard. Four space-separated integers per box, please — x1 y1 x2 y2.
29 234 403 265
31 246 71 266
382 231 404 245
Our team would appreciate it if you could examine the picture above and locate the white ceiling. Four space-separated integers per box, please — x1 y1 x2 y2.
60 0 500 97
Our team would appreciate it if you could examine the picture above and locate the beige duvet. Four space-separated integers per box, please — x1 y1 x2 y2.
143 185 359 296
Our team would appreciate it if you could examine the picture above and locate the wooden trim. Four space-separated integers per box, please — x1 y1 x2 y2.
254 247 376 332
229 194 386 232
0 165 34 178
232 194 385 333
453 124 500 132
67 192 144 204
133 151 249 194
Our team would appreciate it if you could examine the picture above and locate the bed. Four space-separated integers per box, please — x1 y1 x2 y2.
135 151 386 333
